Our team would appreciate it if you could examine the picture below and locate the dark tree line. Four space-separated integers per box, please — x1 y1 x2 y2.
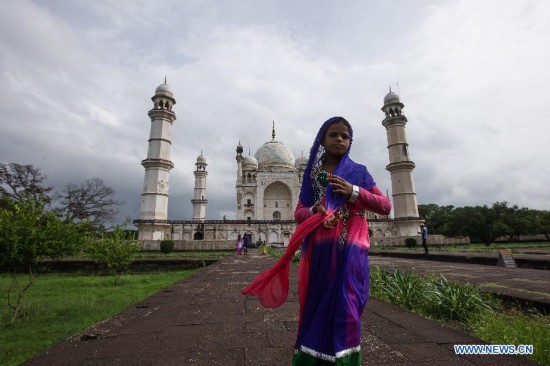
419 202 550 245
1 163 122 229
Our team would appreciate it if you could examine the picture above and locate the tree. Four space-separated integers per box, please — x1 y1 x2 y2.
533 210 550 242
0 163 53 207
55 178 122 229
418 204 455 235
442 205 509 246
0 195 88 319
493 202 535 242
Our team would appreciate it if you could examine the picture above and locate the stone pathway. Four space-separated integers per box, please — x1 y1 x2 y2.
24 250 540 365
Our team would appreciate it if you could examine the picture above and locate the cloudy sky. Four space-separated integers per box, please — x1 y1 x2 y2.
1 0 549 226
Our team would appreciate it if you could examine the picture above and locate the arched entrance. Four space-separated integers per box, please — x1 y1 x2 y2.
263 182 293 220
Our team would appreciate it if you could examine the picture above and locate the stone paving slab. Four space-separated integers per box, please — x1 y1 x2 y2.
24 250 540 365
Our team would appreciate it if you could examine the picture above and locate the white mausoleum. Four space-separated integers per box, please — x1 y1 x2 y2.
134 82 463 249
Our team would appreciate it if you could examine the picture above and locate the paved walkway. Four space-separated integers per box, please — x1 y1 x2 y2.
25 250 540 365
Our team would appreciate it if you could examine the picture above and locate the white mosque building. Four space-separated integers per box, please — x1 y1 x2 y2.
134 81 464 250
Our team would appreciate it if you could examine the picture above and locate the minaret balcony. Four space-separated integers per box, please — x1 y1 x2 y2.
148 108 176 119
382 115 408 128
191 199 208 204
141 158 174 170
386 161 415 172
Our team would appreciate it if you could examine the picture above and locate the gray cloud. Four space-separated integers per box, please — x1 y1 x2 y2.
1 0 549 229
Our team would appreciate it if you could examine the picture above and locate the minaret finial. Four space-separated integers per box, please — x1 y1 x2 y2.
164 75 167 84
389 84 392 93
272 120 276 141
249 148 251 155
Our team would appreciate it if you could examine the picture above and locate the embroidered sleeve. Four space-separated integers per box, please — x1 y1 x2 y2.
354 185 391 215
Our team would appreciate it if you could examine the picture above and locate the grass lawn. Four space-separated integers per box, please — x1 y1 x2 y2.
134 250 233 259
369 267 550 365
0 270 198 366
372 241 550 253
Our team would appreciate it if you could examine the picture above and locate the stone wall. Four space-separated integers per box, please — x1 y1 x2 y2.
141 240 235 251
372 234 470 247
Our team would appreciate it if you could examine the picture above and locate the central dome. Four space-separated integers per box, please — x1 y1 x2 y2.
255 140 295 169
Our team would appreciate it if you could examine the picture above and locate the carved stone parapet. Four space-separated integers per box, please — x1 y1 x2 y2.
382 115 408 128
148 109 176 120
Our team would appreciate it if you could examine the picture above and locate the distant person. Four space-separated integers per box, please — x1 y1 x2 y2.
419 224 429 254
261 240 268 255
235 234 243 255
242 236 249 255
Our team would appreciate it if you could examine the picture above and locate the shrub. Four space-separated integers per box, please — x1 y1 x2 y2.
292 250 301 264
87 227 140 285
379 270 426 310
160 240 175 253
404 237 417 248
425 275 493 322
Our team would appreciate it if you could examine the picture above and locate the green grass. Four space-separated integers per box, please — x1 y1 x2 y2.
135 250 233 259
0 270 197 366
372 241 550 253
63 250 234 261
471 310 550 365
370 267 550 365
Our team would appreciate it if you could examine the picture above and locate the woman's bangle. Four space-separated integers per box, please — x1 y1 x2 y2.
348 185 359 203
309 206 316 215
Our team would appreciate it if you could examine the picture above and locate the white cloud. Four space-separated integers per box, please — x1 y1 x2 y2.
1 0 549 227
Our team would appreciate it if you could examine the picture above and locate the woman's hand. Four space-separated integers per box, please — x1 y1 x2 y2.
322 214 339 229
312 204 327 216
312 204 337 229
328 175 353 198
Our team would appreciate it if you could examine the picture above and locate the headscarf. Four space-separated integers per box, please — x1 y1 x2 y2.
300 116 375 209
241 116 375 308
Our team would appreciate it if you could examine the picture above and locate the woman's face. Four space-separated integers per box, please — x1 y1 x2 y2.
322 121 351 159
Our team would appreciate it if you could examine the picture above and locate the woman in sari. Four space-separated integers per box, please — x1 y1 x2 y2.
243 116 391 365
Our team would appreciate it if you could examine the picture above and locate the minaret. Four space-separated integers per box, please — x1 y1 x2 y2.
191 152 208 221
137 79 176 241
236 141 244 184
235 141 244 215
381 88 423 237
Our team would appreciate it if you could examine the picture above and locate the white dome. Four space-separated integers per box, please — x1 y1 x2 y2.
196 153 207 164
295 155 308 169
243 155 258 169
155 83 173 98
255 140 295 169
383 91 400 104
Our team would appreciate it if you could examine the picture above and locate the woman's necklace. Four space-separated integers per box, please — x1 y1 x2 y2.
316 170 329 187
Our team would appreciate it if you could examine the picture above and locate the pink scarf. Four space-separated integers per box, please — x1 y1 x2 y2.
241 211 332 308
